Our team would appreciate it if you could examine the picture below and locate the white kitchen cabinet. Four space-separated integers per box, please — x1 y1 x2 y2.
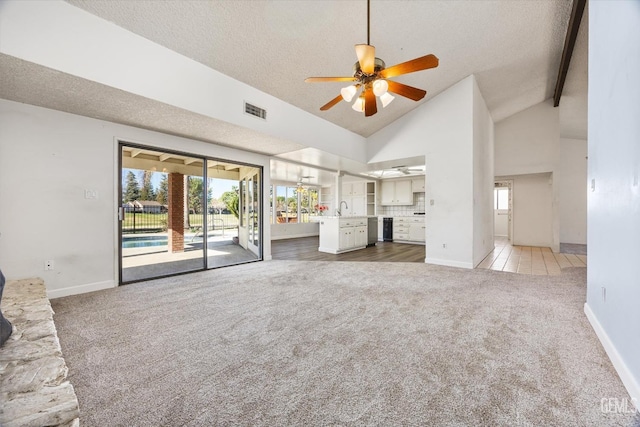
409 222 426 242
392 217 425 244
319 217 368 254
354 225 368 247
339 227 355 250
381 179 413 205
346 196 366 216
411 177 425 192
340 182 367 216
342 181 366 197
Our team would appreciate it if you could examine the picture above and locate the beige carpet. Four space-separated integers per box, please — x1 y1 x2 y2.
51 261 638 426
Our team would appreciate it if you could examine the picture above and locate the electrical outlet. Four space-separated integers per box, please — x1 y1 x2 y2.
442 243 447 249
44 260 54 271
84 189 98 199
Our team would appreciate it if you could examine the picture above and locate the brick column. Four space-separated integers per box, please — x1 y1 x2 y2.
168 173 185 253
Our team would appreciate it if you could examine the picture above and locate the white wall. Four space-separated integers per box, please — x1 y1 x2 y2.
472 77 495 266
496 173 553 248
0 100 271 298
494 100 560 251
558 138 587 244
0 0 367 162
494 100 559 177
368 75 494 268
586 0 640 403
270 223 319 240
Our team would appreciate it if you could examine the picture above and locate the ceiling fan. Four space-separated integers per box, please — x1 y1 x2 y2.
391 165 424 175
296 176 314 192
305 0 439 117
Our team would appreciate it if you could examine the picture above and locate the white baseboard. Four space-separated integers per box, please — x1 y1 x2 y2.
48 280 115 299
424 257 473 269
584 303 640 403
270 233 319 241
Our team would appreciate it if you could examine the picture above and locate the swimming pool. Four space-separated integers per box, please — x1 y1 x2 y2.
122 236 168 249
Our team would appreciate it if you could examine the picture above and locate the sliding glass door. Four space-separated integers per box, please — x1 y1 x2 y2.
119 143 262 284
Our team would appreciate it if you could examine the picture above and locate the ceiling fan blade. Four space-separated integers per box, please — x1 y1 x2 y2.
320 94 344 111
364 87 377 117
355 44 375 74
305 77 357 83
379 54 439 79
386 80 427 101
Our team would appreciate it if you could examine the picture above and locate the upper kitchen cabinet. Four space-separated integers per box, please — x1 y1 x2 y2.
411 177 425 192
340 181 375 216
381 179 413 205
342 182 366 197
342 196 366 216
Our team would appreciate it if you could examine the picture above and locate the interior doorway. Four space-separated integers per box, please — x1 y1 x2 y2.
494 180 513 242
118 144 262 284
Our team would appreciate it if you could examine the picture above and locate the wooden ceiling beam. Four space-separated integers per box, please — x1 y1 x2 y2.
553 0 586 107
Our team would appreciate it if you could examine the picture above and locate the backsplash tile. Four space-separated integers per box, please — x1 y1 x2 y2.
379 192 425 216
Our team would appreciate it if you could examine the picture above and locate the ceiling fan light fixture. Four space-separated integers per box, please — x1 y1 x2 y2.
304 0 438 117
380 92 395 108
352 95 365 112
372 79 388 96
340 85 357 102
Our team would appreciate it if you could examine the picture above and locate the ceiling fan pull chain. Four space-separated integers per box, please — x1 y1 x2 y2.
367 0 370 45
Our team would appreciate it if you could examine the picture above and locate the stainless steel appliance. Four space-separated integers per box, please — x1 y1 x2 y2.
383 217 393 241
367 217 378 247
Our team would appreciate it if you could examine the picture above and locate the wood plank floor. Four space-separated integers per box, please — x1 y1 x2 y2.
477 237 586 276
271 237 425 262
272 236 586 277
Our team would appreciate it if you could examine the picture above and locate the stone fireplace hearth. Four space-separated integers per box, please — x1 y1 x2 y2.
0 278 80 427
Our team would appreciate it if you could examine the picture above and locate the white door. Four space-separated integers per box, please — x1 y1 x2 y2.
494 181 512 241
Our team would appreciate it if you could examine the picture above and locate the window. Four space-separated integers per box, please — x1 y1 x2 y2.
272 184 319 224
494 188 509 210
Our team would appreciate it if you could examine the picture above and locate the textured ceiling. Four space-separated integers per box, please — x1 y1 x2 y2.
65 0 576 137
1 1 587 185
0 54 306 156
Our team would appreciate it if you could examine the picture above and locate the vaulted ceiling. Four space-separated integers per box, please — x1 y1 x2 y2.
65 0 585 138
0 1 587 184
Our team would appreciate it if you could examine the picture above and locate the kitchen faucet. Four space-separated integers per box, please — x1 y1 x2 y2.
336 200 348 216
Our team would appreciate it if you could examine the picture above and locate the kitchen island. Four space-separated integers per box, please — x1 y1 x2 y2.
317 216 369 254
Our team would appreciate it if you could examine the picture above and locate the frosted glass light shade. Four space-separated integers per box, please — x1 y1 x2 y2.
352 96 365 112
372 79 389 96
340 85 357 102
380 92 395 108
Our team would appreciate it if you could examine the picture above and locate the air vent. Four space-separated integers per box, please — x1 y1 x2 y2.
244 102 267 120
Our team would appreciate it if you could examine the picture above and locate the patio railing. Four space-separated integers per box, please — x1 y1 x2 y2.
122 211 239 233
